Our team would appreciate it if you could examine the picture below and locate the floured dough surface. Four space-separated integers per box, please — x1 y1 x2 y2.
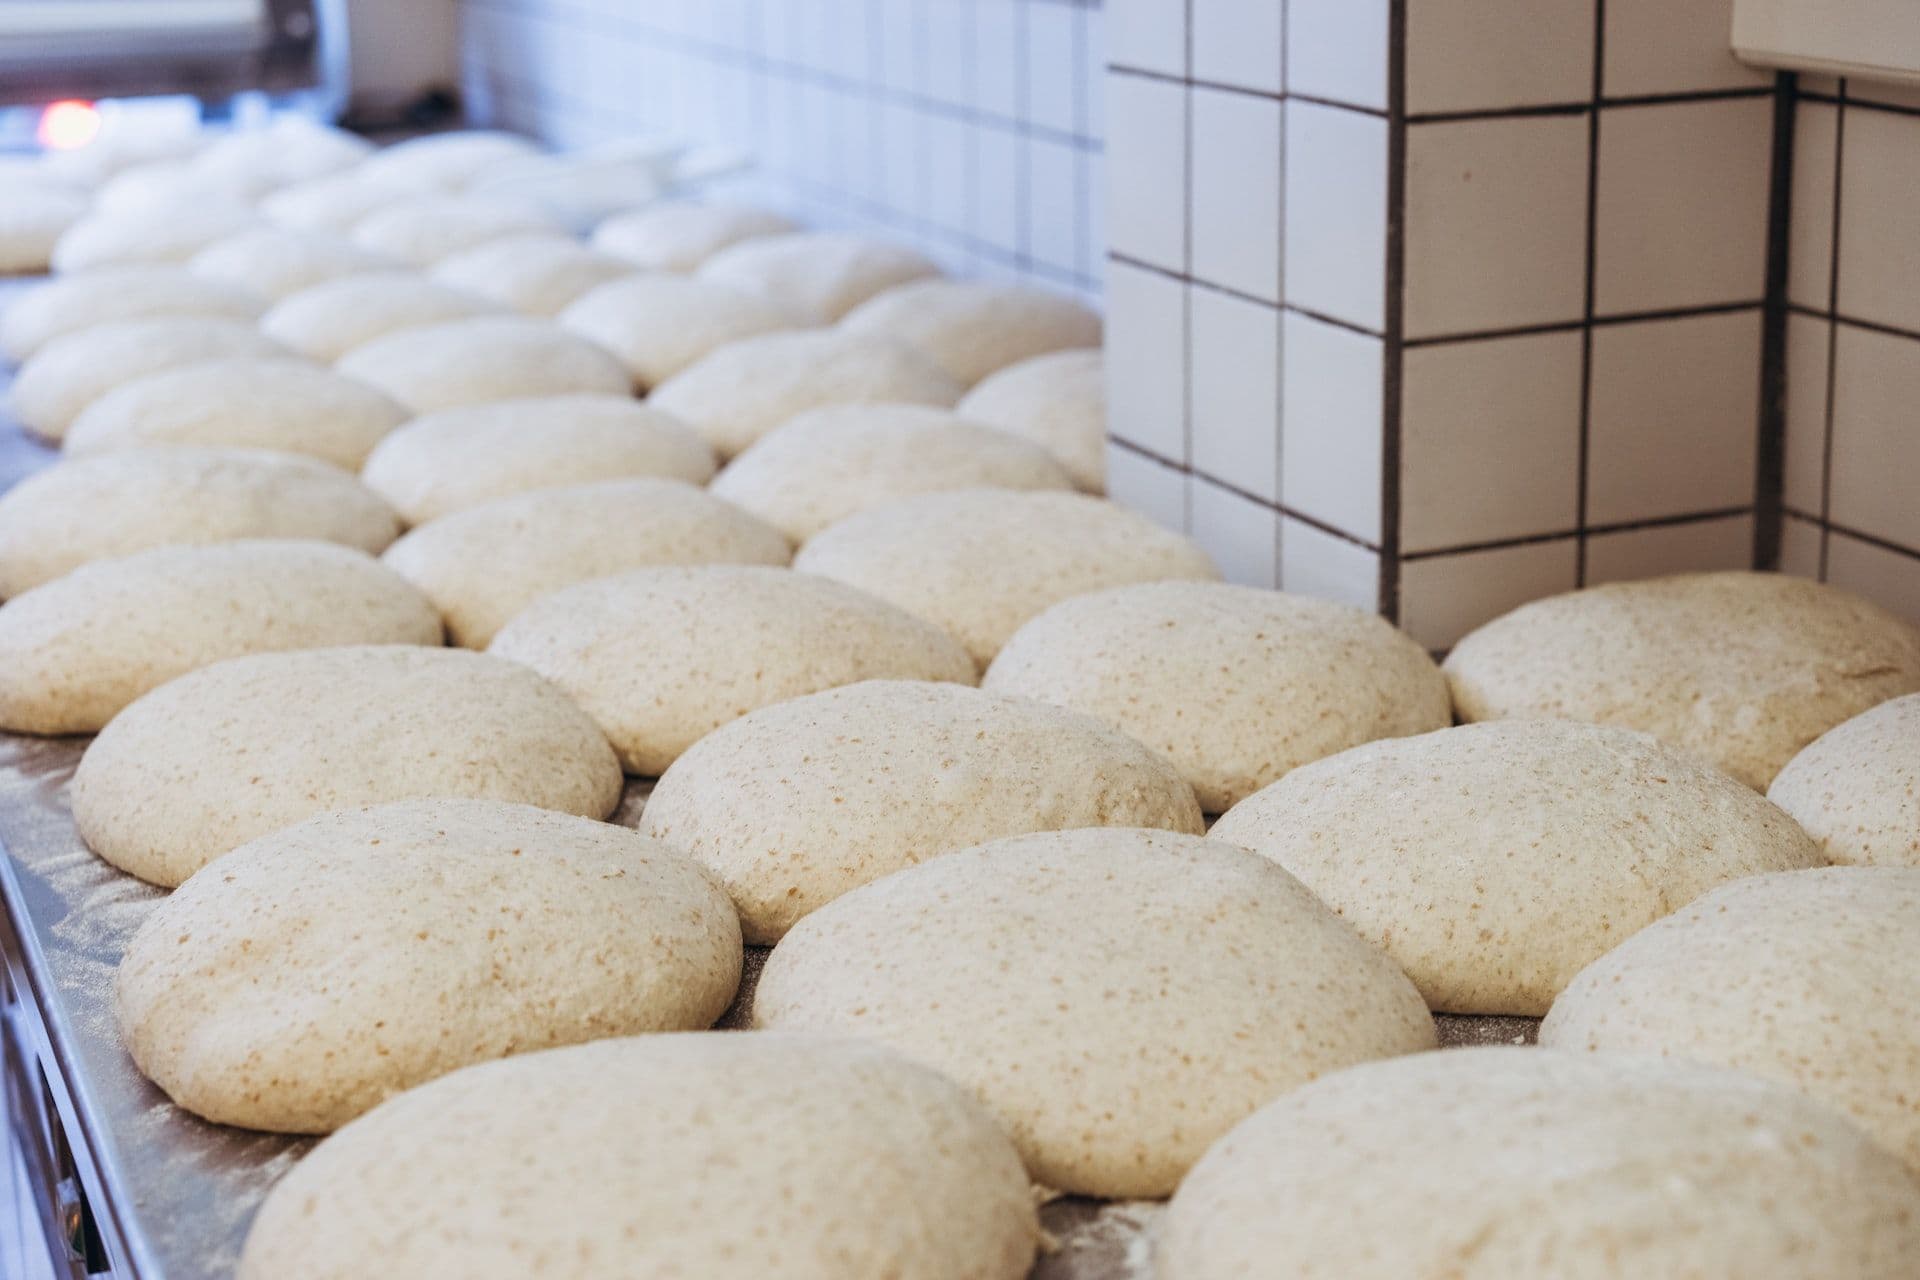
840 279 1100 385
188 226 397 301
557 273 795 390
431 233 634 316
0 184 90 274
0 266 264 362
1768 693 1920 867
590 202 795 272
336 315 631 413
349 196 559 265
50 199 257 272
698 231 940 322
958 348 1107 493
259 271 502 363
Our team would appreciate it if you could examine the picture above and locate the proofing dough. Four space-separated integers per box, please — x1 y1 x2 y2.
336 316 631 413
258 172 403 235
258 271 502 363
0 266 264 363
0 184 90 274
352 131 543 194
556 273 795 390
590 202 795 272
430 234 634 316
1768 693 1920 867
698 231 941 322
958 349 1107 493
49 200 257 272
349 196 559 266
187 226 396 301
840 279 1100 386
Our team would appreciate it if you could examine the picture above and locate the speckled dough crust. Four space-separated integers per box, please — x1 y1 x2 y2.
590 202 795 272
117 799 741 1134
1211 720 1826 1015
1541 867 1920 1169
986 581 1450 811
957 349 1107 493
755 828 1433 1197
259 272 503 363
840 279 1101 386
490 566 976 775
1159 1048 1920 1280
430 234 635 317
698 231 941 322
71 645 623 887
348 196 559 265
238 1033 1037 1280
0 266 264 362
337 315 631 414
796 489 1221 666
556 273 796 390
0 447 400 598
1444 572 1920 789
382 478 791 647
0 540 440 735
1768 693 1920 867
710 404 1074 542
187 226 397 301
641 680 1204 942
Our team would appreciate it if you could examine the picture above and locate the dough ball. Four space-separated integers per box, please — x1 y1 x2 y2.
590 202 795 272
755 827 1433 1197
238 1033 1037 1280
361 395 715 525
1212 720 1826 1014
260 173 407 235
556 273 795 390
187 226 397 301
958 348 1106 493
840 279 1100 386
187 120 372 191
429 233 634 316
94 160 270 214
117 799 740 1133
986 581 1449 811
1768 693 1920 867
349 195 559 266
336 315 631 413
1541 867 1920 1169
710 404 1074 542
49 199 257 272
1159 1047 1920 1280
0 266 264 363
259 271 502 364
641 679 1204 941
698 231 940 322
1444 571 1920 789
0 184 90 274
796 489 1220 666
382 478 790 647
353 131 543 194
72 645 622 886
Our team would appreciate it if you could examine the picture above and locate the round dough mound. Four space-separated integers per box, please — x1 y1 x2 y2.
187 120 371 191
1769 693 1920 867
49 200 256 272
641 679 1204 941
259 172 404 235
353 131 543 194
238 1032 1036 1280
0 447 398 598
755 827 1433 1197
349 196 558 266
0 184 89 274
1542 866 1920 1168
93 162 265 215
429 233 634 316
648 329 962 459
1159 1047 1920 1280
698 231 941 322
259 271 502 364
840 279 1101 386
64 357 408 469
361 395 716 525
1444 571 1920 789
336 316 631 413
0 540 439 735
557 273 795 390
986 581 1450 811
117 799 740 1133
590 202 795 272
796 489 1221 666
711 404 1074 542
958 348 1106 493
72 645 622 886
490 566 976 774
1211 720 1826 1015
0 266 264 363
187 226 396 301
8 315 284 440
382 478 791 647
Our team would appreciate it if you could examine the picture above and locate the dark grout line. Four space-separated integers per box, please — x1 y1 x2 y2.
1786 303 1920 345
1402 506 1757 562
1107 439 1386 552
1402 299 1767 348
1406 84 1773 125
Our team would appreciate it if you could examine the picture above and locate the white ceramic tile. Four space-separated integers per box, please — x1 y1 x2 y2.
1279 517 1380 611
1399 539 1581 651
973 125 1023 254
1026 2 1079 134
1779 513 1823 579
1837 105 1920 335
1283 102 1388 332
1404 115 1590 339
1602 0 1770 96
973 3 1020 120
1593 98 1774 315
1280 312 1384 543
1401 331 1583 553
1105 259 1188 460
1783 313 1831 516
1190 89 1283 302
1789 101 1838 311
1406 0 1595 113
1191 0 1284 95
1190 476 1281 587
920 1 974 107
878 0 922 92
1084 149 1107 280
877 100 924 219
1082 8 1107 137
1830 323 1920 552
1585 515 1755 585
1586 310 1764 525
923 112 969 233
1189 286 1282 502
1107 0 1187 76
1026 136 1082 274
1107 443 1190 532
1105 72 1188 271
1827 533 1920 621
1286 0 1390 112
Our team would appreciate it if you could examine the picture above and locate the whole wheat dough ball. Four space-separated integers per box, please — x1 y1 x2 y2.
238 1033 1037 1280
640 679 1204 941
349 195 559 266
64 357 408 469
0 447 399 598
430 233 634 317
648 329 961 459
0 540 439 734
490 566 976 775
1212 720 1826 1015
958 348 1106 493
336 316 631 413
259 271 503 364
1444 571 1920 789
382 478 790 648
0 266 264 363
698 231 941 322
8 315 284 440
72 645 622 886
49 199 257 272
361 395 715 525
755 827 1433 1197
1768 693 1920 867
352 131 543 194
985 581 1450 811
590 202 795 272
1159 1047 1920 1280
258 172 404 235
186 226 397 302
796 489 1220 666
117 799 740 1133
1541 866 1920 1169
840 279 1100 386
556 273 796 390
710 404 1074 542
0 184 90 275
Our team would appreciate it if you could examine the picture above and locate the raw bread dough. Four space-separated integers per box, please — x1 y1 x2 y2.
336 316 631 413
0 266 263 362
1768 693 1920 867
352 131 543 194
0 184 90 274
258 271 502 363
556 273 795 390
958 348 1107 493
430 233 634 316
590 202 795 272
49 200 257 272
187 226 397 302
260 173 406 234
186 119 372 191
840 279 1100 386
698 231 940 322
349 196 559 266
